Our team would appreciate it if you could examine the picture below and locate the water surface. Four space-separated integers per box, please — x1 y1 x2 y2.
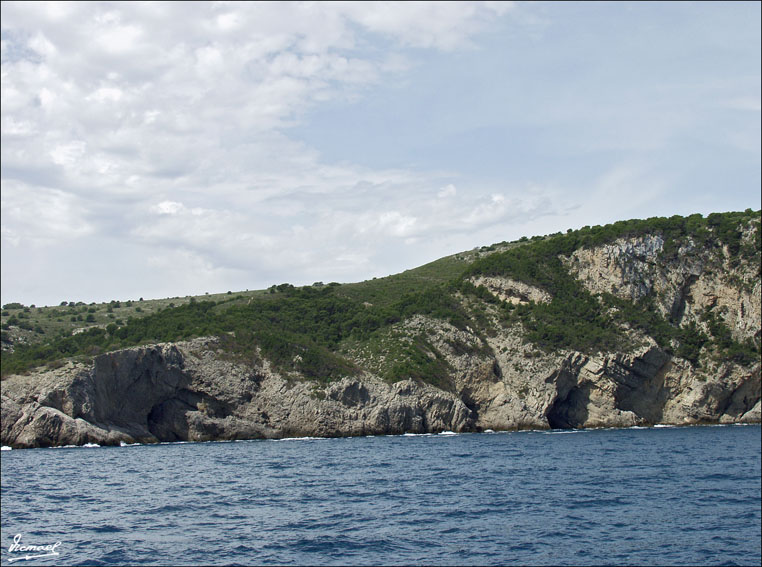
2 425 760 565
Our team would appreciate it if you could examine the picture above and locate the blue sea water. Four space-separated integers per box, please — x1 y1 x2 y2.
1 425 760 566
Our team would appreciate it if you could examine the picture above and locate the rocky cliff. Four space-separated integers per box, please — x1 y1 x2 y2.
1 339 474 447
2 214 760 448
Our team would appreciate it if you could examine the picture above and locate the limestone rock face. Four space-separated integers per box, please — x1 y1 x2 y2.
4 323 756 448
564 234 667 303
565 234 761 342
425 313 758 433
1 338 474 448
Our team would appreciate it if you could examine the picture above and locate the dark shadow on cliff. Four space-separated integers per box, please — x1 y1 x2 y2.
546 382 592 429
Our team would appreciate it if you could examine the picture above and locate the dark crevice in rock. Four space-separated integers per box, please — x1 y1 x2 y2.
546 383 592 429
717 377 761 418
328 382 370 407
670 274 699 324
147 398 195 441
611 355 671 423
459 388 480 416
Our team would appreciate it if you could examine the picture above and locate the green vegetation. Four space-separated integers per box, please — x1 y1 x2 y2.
335 254 471 308
1 281 475 383
462 237 622 353
2 210 759 381
385 335 454 391
700 308 759 366
461 209 760 362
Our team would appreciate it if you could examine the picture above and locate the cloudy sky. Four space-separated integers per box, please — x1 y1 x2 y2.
2 1 760 307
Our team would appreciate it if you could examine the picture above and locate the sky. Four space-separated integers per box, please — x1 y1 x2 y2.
1 1 760 307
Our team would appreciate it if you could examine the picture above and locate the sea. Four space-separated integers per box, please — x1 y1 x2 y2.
1 424 760 566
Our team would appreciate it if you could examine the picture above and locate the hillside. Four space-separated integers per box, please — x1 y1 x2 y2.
2 210 760 447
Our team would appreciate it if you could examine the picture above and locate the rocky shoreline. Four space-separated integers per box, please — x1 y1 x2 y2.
2 334 758 449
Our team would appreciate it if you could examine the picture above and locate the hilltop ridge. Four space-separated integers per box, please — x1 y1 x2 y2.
2 210 760 447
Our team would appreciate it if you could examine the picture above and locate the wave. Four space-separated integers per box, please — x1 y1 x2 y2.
0 446 11 451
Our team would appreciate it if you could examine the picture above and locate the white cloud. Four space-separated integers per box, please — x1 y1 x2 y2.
151 201 185 216
215 12 241 32
437 184 457 198
37 87 57 108
1 1 759 306
49 141 87 166
377 211 418 237
339 1 514 50
1 181 94 246
87 86 123 103
1 115 36 135
28 32 56 57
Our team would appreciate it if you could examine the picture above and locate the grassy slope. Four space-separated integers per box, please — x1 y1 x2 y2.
0 290 267 348
0 252 478 349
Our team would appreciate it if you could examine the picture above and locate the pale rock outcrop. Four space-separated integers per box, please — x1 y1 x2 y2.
565 233 761 343
564 235 666 303
470 276 551 304
739 400 761 423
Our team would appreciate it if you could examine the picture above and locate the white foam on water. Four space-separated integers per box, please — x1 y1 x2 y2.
512 428 550 435
483 429 496 433
82 443 101 448
439 431 457 435
50 444 78 449
119 441 142 447
277 436 327 441
1 446 11 451
654 424 675 428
